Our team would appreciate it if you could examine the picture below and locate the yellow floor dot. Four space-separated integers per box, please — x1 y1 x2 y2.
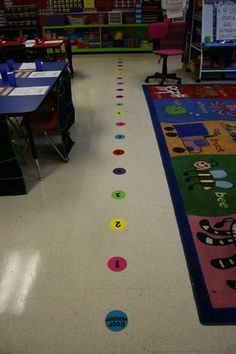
109 218 127 230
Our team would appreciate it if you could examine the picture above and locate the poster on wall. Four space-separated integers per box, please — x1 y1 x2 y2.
166 0 184 18
215 0 236 40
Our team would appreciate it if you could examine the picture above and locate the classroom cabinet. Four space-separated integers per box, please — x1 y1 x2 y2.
186 0 236 82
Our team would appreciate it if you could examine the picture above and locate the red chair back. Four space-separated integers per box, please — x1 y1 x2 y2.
148 22 169 41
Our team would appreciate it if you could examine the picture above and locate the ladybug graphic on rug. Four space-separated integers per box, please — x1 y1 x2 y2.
197 218 236 290
184 159 233 191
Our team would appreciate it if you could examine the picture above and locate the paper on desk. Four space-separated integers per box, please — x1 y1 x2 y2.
24 40 35 48
44 40 63 44
9 86 49 96
24 40 35 44
18 62 43 70
28 71 61 78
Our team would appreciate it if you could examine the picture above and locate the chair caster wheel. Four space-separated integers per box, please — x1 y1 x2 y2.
145 79 149 83
196 79 201 83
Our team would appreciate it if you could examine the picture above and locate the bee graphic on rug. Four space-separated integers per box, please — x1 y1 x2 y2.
184 160 233 190
197 218 236 290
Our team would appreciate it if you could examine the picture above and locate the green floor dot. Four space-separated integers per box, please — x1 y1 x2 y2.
112 191 126 200
116 103 124 106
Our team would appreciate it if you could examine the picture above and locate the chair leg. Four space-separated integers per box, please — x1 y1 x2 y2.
145 72 163 83
43 130 69 161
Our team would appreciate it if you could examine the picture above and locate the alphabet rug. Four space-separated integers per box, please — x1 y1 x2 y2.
143 84 236 325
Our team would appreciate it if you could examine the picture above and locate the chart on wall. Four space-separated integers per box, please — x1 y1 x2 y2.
202 0 236 44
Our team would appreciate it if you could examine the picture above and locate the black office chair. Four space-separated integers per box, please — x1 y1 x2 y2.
1 44 27 62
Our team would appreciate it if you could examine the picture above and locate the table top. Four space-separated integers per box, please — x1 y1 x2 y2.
0 39 64 49
0 61 67 115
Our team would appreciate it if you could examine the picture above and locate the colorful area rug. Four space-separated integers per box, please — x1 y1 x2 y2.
143 84 236 325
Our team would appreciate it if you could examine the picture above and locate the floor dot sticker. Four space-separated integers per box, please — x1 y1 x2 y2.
116 122 125 126
116 111 124 116
116 103 124 106
115 134 125 139
116 88 124 91
113 167 126 175
109 218 127 230
116 77 123 79
116 95 124 98
113 149 125 155
105 310 128 332
112 190 126 199
107 257 127 272
117 82 124 85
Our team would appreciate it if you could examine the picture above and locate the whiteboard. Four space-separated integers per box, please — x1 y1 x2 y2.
216 0 236 40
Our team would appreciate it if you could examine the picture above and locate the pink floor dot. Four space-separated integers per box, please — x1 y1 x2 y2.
107 257 127 272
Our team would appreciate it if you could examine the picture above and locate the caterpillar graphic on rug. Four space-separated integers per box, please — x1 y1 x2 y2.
197 218 236 290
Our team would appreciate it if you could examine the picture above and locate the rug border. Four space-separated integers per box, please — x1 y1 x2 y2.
143 84 236 325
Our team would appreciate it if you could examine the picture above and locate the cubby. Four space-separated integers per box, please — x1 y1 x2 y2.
43 23 153 53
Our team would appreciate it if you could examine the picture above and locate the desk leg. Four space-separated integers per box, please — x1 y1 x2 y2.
24 115 43 180
53 48 57 61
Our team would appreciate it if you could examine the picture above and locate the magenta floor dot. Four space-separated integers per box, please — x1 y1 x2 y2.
116 122 125 126
113 167 126 175
115 134 125 139
116 95 124 98
113 149 125 155
105 310 128 332
107 257 127 272
116 77 123 79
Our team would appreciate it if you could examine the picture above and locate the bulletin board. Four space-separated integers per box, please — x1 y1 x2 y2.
202 0 236 44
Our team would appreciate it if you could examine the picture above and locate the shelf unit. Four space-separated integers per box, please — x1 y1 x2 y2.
186 0 236 82
43 23 153 53
0 4 39 39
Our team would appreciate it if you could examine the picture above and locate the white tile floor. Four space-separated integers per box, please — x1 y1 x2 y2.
0 54 236 354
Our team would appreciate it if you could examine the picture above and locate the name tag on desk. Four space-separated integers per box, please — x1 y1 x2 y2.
28 71 61 78
9 86 49 96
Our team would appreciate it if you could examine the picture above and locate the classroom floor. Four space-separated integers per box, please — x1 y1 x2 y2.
0 54 235 354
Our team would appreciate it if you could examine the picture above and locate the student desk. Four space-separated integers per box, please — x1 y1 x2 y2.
0 61 74 196
24 39 64 61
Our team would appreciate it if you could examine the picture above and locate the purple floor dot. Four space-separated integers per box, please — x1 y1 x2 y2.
113 168 126 175
116 95 124 98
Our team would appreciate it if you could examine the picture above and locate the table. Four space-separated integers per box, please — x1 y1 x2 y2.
0 61 75 195
24 39 64 60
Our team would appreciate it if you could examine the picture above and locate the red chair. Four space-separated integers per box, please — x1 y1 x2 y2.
145 22 184 85
23 93 68 163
